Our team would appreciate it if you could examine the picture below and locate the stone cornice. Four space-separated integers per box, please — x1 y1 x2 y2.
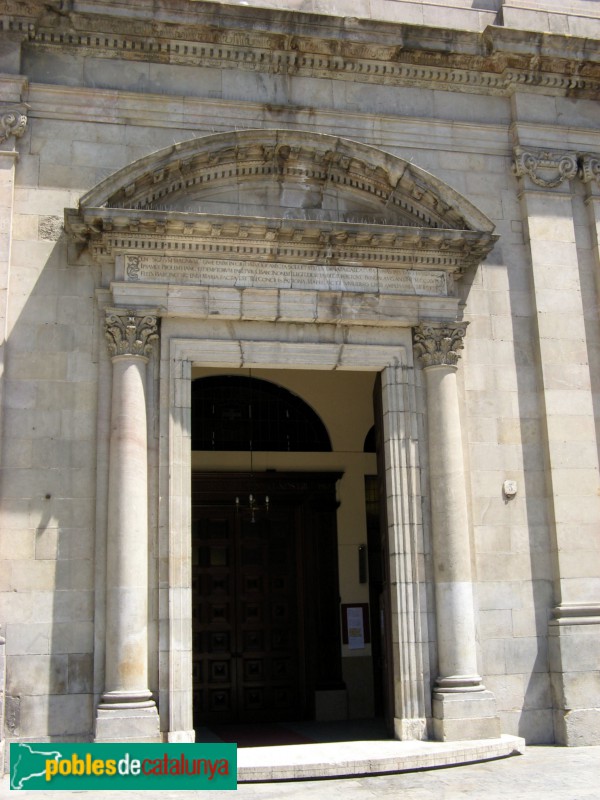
3 1 600 98
65 207 498 274
413 322 468 367
105 308 159 359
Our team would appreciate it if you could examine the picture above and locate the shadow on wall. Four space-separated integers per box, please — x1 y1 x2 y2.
0 224 100 752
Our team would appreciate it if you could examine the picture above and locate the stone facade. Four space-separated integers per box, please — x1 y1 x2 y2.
1 0 599 767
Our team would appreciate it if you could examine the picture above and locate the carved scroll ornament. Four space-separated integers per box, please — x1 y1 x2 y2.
0 108 27 145
413 323 467 368
512 149 578 189
105 309 158 358
580 155 600 188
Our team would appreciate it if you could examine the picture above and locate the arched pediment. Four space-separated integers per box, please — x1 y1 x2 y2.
66 129 498 273
77 130 494 233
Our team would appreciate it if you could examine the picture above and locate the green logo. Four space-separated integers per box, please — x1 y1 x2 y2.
10 743 237 791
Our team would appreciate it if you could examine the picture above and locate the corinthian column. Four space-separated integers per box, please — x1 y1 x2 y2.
95 309 161 742
414 323 499 741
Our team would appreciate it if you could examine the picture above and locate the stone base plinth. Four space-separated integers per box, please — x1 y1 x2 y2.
168 730 196 743
394 716 428 741
433 690 501 742
95 705 161 743
549 614 600 746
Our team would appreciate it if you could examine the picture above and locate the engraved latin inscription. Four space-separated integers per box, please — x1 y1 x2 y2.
124 255 447 296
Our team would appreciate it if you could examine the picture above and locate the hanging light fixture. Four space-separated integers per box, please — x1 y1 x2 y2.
235 368 270 523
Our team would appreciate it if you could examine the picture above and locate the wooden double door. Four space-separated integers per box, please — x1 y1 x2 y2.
192 472 343 726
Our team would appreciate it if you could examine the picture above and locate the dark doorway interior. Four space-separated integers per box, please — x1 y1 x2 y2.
192 472 344 728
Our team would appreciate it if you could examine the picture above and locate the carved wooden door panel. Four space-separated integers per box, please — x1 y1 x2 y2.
192 501 303 725
192 508 237 725
236 505 302 722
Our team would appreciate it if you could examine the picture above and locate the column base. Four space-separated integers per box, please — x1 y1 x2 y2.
549 608 600 746
433 689 500 742
95 704 161 743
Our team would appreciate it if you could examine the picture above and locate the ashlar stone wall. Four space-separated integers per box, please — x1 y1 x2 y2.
0 0 599 750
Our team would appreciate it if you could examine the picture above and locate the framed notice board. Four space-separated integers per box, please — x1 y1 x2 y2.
341 603 370 649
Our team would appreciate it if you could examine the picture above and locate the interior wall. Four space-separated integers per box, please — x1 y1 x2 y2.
191 366 378 718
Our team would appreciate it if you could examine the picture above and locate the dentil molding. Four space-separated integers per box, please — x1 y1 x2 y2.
2 1 600 99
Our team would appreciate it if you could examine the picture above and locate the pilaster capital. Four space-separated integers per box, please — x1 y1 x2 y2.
512 147 578 190
0 106 27 146
105 308 159 359
580 154 600 189
413 323 467 368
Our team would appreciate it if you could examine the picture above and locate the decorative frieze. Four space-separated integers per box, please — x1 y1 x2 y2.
105 309 158 359
0 107 27 146
413 323 467 368
67 207 496 273
512 148 578 190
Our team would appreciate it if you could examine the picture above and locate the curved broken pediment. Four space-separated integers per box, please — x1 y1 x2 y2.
78 129 494 233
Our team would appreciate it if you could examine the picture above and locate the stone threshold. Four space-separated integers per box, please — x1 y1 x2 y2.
238 734 526 782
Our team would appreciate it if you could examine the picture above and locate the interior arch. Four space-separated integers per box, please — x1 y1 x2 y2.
191 374 332 452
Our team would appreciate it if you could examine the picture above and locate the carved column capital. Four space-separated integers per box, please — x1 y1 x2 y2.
580 154 600 188
0 107 27 146
105 309 159 359
413 323 467 368
512 147 578 189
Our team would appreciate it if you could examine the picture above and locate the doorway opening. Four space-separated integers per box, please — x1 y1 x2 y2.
190 369 387 741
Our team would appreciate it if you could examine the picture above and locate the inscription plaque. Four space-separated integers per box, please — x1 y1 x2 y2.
124 255 447 296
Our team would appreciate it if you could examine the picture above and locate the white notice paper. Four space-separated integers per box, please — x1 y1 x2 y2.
347 607 365 650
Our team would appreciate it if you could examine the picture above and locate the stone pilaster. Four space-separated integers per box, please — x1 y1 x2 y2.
0 103 27 380
379 360 428 740
514 147 600 745
95 309 161 742
414 323 500 742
